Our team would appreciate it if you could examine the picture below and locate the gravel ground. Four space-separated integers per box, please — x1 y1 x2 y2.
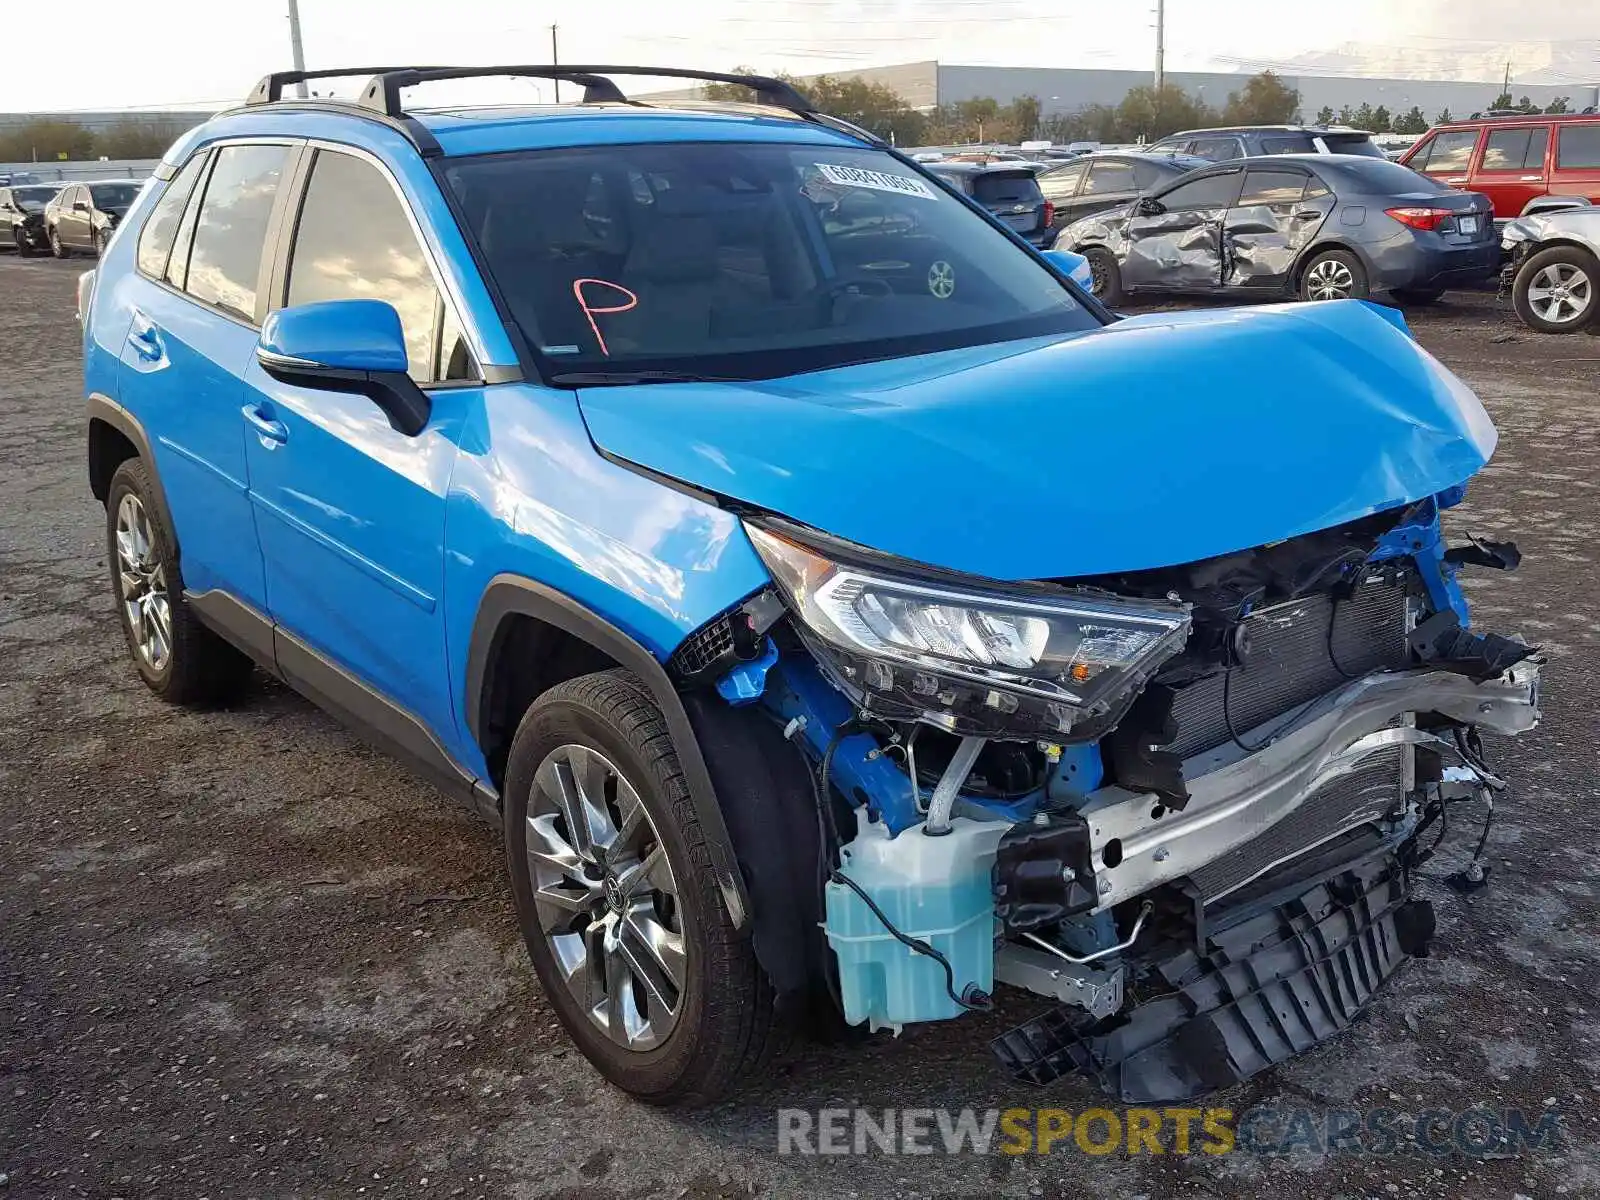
2 255 1599 1199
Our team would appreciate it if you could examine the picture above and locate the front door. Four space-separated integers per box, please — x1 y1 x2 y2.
1222 166 1330 291
242 146 474 749
113 142 294 612
1121 168 1242 291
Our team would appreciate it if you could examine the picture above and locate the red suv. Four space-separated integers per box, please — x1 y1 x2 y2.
1399 113 1600 224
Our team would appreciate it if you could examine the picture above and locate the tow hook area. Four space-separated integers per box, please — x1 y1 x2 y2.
991 844 1435 1103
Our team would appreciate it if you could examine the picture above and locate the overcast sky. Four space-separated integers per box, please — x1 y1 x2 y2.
5 0 1597 111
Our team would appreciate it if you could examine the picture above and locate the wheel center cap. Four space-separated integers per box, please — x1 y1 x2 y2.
602 873 626 913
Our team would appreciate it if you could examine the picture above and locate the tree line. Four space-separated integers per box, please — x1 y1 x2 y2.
1311 93 1578 134
0 117 201 164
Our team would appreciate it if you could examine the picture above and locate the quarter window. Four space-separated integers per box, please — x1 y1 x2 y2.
1481 127 1549 171
136 153 207 279
1238 170 1308 207
286 149 452 384
185 144 289 321
1414 130 1478 174
1557 125 1600 170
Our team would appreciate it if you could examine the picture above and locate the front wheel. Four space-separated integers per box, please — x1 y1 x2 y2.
503 670 784 1106
1513 245 1598 334
1083 246 1124 305
14 228 39 258
1299 249 1368 302
49 226 68 259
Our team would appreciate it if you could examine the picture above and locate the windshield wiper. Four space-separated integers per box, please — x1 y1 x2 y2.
549 369 746 386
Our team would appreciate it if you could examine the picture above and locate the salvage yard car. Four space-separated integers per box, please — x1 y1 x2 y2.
1401 112 1600 226
0 182 63 256
82 65 1542 1107
1056 154 1498 305
1500 206 1600 333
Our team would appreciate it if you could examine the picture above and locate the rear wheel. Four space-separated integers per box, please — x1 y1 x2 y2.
1391 286 1445 306
1084 246 1124 305
105 458 253 705
1513 245 1597 334
503 670 783 1106
1299 249 1368 302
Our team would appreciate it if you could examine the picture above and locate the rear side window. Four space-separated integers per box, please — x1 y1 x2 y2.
1189 138 1242 162
1083 160 1137 195
185 144 289 321
1260 135 1316 155
1158 171 1242 210
287 150 449 384
1413 130 1478 173
1482 127 1549 171
1238 170 1307 206
1037 162 1086 201
137 154 207 279
970 172 1042 205
1557 125 1600 170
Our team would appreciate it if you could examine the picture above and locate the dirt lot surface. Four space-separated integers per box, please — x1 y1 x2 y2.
3 255 1600 1199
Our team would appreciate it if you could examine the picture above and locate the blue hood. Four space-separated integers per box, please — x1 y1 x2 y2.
575 301 1497 581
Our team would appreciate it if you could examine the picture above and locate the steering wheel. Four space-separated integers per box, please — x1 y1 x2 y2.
805 274 895 324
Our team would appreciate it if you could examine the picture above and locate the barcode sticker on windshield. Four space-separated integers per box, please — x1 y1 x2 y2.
815 163 937 200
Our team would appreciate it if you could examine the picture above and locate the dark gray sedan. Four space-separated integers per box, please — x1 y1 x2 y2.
1054 154 1497 306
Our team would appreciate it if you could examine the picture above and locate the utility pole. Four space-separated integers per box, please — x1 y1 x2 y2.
551 24 560 102
287 0 308 98
1154 0 1165 93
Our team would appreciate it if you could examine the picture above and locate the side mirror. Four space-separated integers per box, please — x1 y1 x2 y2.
74 200 90 212
1135 196 1167 217
256 299 430 437
1042 248 1095 291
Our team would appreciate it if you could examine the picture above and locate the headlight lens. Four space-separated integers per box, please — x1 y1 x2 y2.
746 523 1191 731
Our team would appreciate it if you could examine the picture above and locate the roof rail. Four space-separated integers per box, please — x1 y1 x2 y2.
352 65 817 117
246 67 449 105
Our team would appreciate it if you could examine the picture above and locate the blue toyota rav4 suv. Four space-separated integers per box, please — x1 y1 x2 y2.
83 65 1543 1107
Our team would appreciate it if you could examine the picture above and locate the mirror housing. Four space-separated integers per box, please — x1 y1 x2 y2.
256 299 430 437
1042 248 1094 292
74 200 90 212
1134 196 1165 217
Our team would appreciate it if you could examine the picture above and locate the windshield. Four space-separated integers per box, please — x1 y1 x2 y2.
13 186 59 211
90 183 138 209
443 142 1096 381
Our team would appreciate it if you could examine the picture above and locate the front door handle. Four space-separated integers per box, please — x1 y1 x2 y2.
242 404 289 446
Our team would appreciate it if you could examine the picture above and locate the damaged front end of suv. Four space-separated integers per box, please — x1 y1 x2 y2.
588 300 1543 1103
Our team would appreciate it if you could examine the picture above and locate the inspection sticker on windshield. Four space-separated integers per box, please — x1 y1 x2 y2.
815 163 936 200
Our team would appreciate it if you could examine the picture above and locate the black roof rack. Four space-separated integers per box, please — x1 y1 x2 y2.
246 66 449 106
352 65 817 117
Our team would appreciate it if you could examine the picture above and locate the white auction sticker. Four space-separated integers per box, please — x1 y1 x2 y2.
815 163 937 200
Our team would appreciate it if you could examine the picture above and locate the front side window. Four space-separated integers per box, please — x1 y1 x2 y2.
1481 127 1549 172
1557 125 1600 170
185 144 289 321
1157 171 1243 210
287 150 451 383
1415 130 1478 174
137 154 207 279
1083 160 1137 195
443 142 1097 381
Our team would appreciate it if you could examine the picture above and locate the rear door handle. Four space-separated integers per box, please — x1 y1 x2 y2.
126 310 164 363
242 404 289 446
1292 209 1324 220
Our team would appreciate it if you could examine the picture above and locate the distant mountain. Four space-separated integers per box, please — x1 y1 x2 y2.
1274 39 1599 85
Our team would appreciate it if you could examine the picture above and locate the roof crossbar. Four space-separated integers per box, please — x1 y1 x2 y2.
246 67 449 106
352 65 818 117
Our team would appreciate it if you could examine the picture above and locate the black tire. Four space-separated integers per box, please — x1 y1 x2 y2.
1513 245 1599 335
49 225 68 259
95 228 111 256
1391 286 1445 306
1084 246 1124 305
1298 248 1369 302
105 458 253 705
503 669 784 1106
14 228 39 258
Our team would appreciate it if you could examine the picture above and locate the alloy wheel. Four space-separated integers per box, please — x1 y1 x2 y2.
1304 258 1355 301
114 493 172 671
1526 262 1592 326
525 743 686 1052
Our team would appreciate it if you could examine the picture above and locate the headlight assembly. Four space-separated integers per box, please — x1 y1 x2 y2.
745 522 1191 739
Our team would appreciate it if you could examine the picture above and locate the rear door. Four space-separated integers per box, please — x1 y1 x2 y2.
113 142 294 611
1470 124 1550 220
1222 165 1328 290
1549 122 1600 209
61 186 90 248
1122 167 1242 291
